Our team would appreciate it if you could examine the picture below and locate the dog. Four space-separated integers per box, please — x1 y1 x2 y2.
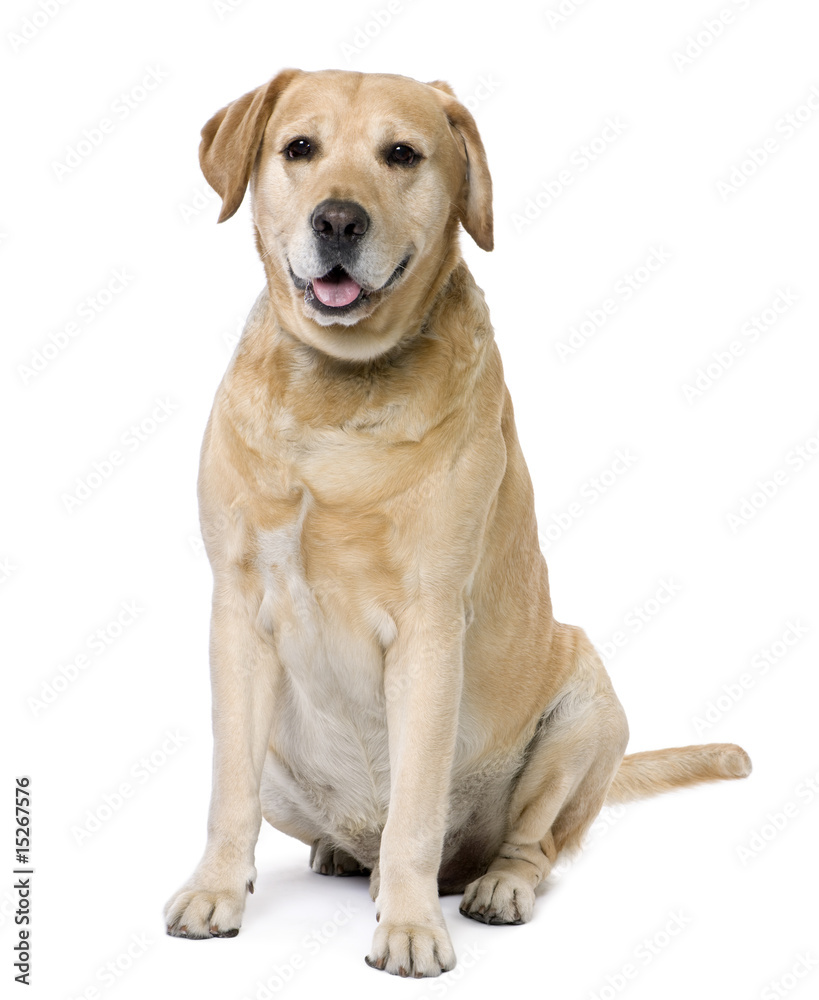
164 68 751 978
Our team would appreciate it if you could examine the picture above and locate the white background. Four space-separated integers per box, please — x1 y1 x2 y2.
2 0 818 998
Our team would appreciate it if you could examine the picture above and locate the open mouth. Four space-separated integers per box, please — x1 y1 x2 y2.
311 265 367 309
290 257 411 317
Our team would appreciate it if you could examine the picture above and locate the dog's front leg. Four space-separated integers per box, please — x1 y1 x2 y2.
164 579 276 938
366 610 463 977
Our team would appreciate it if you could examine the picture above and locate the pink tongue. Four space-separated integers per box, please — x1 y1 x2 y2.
312 273 362 307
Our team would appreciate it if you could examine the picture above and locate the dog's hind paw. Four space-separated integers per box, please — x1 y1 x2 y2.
309 839 368 876
459 872 535 925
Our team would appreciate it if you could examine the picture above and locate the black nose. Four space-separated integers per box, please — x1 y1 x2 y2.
311 199 370 241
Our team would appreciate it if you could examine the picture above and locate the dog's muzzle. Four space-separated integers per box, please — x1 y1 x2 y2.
284 199 410 317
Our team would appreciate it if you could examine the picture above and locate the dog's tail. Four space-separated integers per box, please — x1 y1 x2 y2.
605 743 752 805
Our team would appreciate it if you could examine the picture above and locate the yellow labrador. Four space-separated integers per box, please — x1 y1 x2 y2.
164 69 751 978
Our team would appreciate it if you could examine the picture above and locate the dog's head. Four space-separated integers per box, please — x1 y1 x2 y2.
200 69 493 361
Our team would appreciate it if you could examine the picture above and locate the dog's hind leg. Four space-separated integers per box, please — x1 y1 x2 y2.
460 628 628 925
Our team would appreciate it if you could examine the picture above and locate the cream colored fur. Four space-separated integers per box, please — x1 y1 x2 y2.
164 69 751 978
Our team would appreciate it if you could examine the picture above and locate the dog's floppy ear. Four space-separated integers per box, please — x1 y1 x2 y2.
200 69 301 223
428 83 494 252
426 79 458 99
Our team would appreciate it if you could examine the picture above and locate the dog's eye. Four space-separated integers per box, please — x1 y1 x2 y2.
388 144 420 166
285 138 312 159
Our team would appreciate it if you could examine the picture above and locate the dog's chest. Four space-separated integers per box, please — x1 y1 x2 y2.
253 485 397 830
230 394 462 835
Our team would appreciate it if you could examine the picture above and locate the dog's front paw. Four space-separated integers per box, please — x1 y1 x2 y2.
365 919 455 978
459 872 535 925
164 868 255 939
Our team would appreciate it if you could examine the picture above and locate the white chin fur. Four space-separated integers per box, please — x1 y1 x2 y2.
303 302 373 328
294 316 406 362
